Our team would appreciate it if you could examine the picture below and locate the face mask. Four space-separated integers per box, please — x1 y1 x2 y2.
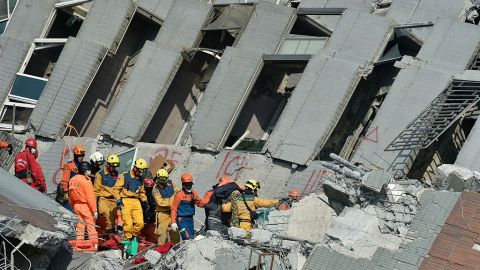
86 170 92 175
30 148 36 154
185 189 192 193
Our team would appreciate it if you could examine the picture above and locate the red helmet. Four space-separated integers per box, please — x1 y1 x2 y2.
25 138 37 148
144 178 154 188
181 173 193 183
73 145 86 155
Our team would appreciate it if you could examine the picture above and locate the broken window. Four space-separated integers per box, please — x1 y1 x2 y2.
0 102 35 131
0 0 17 34
279 11 336 55
377 29 422 64
200 4 254 50
223 56 308 151
69 11 161 137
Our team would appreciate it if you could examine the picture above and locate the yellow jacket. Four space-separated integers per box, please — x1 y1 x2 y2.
222 191 278 222
94 167 119 198
113 170 147 202
152 180 180 212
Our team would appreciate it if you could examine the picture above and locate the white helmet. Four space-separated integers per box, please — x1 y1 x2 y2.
90 151 105 165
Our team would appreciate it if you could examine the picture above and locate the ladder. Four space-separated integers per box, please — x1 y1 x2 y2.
385 79 480 151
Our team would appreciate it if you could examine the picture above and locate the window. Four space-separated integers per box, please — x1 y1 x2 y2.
116 148 138 175
0 0 18 34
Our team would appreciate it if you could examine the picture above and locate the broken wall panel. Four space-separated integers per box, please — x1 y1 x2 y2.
76 0 137 52
0 36 29 109
235 1 294 54
323 10 394 64
2 0 56 43
191 47 263 151
352 20 480 174
100 42 180 144
29 38 108 138
387 0 465 41
265 12 394 165
265 55 362 164
138 0 175 21
154 0 211 48
455 115 480 171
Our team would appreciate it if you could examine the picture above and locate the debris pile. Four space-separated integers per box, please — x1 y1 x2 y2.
433 164 480 192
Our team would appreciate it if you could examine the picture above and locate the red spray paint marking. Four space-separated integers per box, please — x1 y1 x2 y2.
362 126 379 143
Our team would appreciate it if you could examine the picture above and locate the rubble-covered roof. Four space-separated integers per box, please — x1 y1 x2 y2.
420 192 480 269
29 38 108 138
303 190 460 270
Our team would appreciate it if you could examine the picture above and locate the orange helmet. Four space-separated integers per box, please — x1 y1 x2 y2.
288 188 301 199
181 173 193 183
73 145 86 155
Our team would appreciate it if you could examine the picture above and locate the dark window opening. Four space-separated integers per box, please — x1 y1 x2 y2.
46 8 83 38
199 30 235 50
141 52 219 144
290 15 330 37
318 62 400 160
23 44 64 78
223 61 307 151
407 115 477 182
69 12 161 137
378 29 421 64
1 105 33 128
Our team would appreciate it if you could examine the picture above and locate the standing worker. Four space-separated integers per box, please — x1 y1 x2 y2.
222 179 278 232
152 169 180 244
94 154 120 234
113 158 149 243
170 173 208 240
140 175 157 243
89 151 105 178
59 145 86 210
14 138 46 193
69 161 98 250
0 140 13 155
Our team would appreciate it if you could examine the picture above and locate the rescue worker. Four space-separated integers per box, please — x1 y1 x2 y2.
0 140 13 155
14 138 46 193
94 154 120 234
152 169 180 244
141 176 157 243
59 145 86 210
113 158 149 242
89 151 105 178
69 161 98 249
278 188 301 210
204 177 244 235
222 179 278 232
170 173 208 240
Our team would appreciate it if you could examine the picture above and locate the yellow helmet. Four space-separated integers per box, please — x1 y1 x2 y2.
107 154 120 166
134 158 148 170
246 179 260 190
156 169 169 178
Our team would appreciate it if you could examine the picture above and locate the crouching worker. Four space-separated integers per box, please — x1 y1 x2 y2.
69 162 98 250
152 169 180 244
171 173 208 240
222 179 278 232
114 158 149 242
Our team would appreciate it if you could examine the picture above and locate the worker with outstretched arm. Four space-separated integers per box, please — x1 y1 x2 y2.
152 169 180 244
170 173 209 240
58 145 86 210
94 154 120 234
222 179 278 232
113 158 149 242
14 138 46 193
69 161 98 249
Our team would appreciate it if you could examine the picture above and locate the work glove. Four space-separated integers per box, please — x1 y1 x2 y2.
93 212 98 220
63 192 69 202
171 223 178 232
116 199 122 210
7 144 12 155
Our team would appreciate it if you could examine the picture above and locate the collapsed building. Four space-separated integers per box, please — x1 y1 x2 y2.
1 0 480 269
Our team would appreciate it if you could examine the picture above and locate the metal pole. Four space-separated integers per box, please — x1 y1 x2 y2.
329 153 366 175
10 240 25 270
11 104 15 136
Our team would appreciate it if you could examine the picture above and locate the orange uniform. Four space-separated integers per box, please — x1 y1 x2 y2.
0 141 9 149
171 190 209 240
69 174 98 244
61 161 79 192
